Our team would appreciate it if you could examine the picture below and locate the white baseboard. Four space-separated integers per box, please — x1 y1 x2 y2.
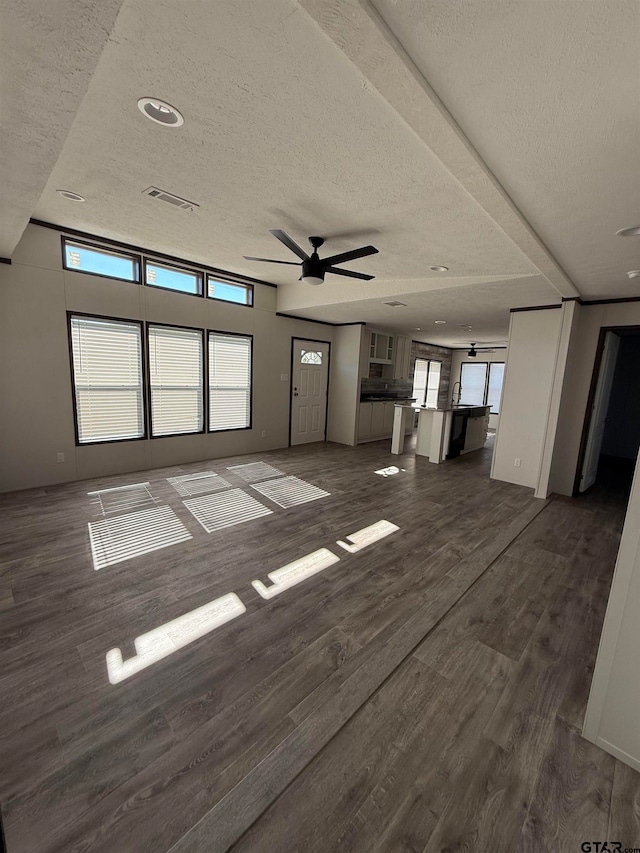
593 736 640 773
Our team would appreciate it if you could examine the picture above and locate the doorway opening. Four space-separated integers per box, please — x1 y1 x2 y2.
575 326 640 500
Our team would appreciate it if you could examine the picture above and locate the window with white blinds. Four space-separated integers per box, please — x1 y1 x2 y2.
411 358 441 407
208 332 252 431
148 325 204 436
70 316 144 443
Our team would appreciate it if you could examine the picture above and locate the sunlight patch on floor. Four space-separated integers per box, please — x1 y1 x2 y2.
88 482 157 515
336 520 400 554
251 548 340 599
184 488 273 533
250 476 330 509
226 461 286 482
88 506 192 570
167 472 233 497
106 592 246 683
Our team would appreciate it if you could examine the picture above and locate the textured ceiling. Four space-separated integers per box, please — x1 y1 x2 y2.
373 0 640 299
3 0 639 344
281 274 555 348
0 0 125 258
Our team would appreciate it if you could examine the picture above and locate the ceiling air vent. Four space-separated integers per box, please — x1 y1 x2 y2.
383 300 407 308
143 186 199 212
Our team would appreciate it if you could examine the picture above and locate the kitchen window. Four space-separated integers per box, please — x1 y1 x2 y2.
208 332 252 431
487 362 505 414
69 315 145 444
412 358 442 407
148 324 204 436
460 361 505 412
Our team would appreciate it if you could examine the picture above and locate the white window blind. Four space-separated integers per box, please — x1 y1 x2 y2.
208 333 252 431
412 358 428 407
460 362 488 406
70 316 144 443
148 325 203 436
425 361 441 408
487 362 505 414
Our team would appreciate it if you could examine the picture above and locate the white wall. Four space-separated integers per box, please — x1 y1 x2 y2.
549 301 640 496
491 307 562 489
326 325 363 446
0 223 335 493
450 348 508 430
583 451 640 772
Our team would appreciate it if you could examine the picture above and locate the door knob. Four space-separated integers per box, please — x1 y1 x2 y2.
293 387 299 397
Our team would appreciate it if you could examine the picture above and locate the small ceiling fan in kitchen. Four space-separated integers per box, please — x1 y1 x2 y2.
466 341 506 358
243 230 378 285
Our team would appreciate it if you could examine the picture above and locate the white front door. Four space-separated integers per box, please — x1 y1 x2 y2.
291 339 330 446
580 331 620 492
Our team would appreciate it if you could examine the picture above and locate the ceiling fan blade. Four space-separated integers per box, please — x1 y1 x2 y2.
322 245 378 266
243 256 300 265
326 266 374 281
269 230 309 260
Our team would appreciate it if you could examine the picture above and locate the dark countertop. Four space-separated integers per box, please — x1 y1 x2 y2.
360 395 416 402
421 404 490 413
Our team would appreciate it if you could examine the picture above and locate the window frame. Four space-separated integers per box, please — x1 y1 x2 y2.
67 311 148 446
486 361 506 415
207 329 253 433
143 259 204 298
62 237 141 284
412 357 442 407
146 322 206 439
459 360 506 412
60 233 259 307
207 275 254 307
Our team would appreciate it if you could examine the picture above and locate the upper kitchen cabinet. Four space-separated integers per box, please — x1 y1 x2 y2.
393 335 412 380
369 331 394 363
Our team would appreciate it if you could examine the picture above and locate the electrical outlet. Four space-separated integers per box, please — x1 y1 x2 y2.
57 452 65 463
514 458 521 467
261 430 266 438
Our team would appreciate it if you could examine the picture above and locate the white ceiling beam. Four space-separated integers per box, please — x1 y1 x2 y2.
296 0 581 299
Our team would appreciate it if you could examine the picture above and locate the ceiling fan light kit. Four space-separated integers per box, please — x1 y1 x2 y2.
244 230 378 285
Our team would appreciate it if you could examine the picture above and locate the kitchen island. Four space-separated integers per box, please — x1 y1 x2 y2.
391 404 490 461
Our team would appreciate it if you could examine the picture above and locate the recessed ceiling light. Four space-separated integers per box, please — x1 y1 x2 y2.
57 190 85 202
414 327 421 331
383 300 407 307
429 265 449 272
434 320 446 324
137 97 184 127
616 225 640 237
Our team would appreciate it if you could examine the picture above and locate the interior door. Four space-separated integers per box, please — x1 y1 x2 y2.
580 331 620 492
291 339 330 446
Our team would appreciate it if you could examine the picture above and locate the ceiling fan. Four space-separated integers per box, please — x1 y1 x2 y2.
466 341 505 357
244 230 378 285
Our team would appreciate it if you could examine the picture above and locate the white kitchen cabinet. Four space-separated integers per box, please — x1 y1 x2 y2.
369 331 394 363
371 402 385 436
358 402 373 440
393 335 412 380
383 401 395 434
359 401 413 442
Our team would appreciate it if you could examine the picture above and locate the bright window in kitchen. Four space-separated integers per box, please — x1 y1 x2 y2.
460 362 488 406
412 358 442 407
487 362 505 414
459 361 505 411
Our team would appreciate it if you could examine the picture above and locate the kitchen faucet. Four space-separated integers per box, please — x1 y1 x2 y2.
451 381 462 405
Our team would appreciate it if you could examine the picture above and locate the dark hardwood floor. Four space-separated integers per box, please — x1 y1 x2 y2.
0 437 638 852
